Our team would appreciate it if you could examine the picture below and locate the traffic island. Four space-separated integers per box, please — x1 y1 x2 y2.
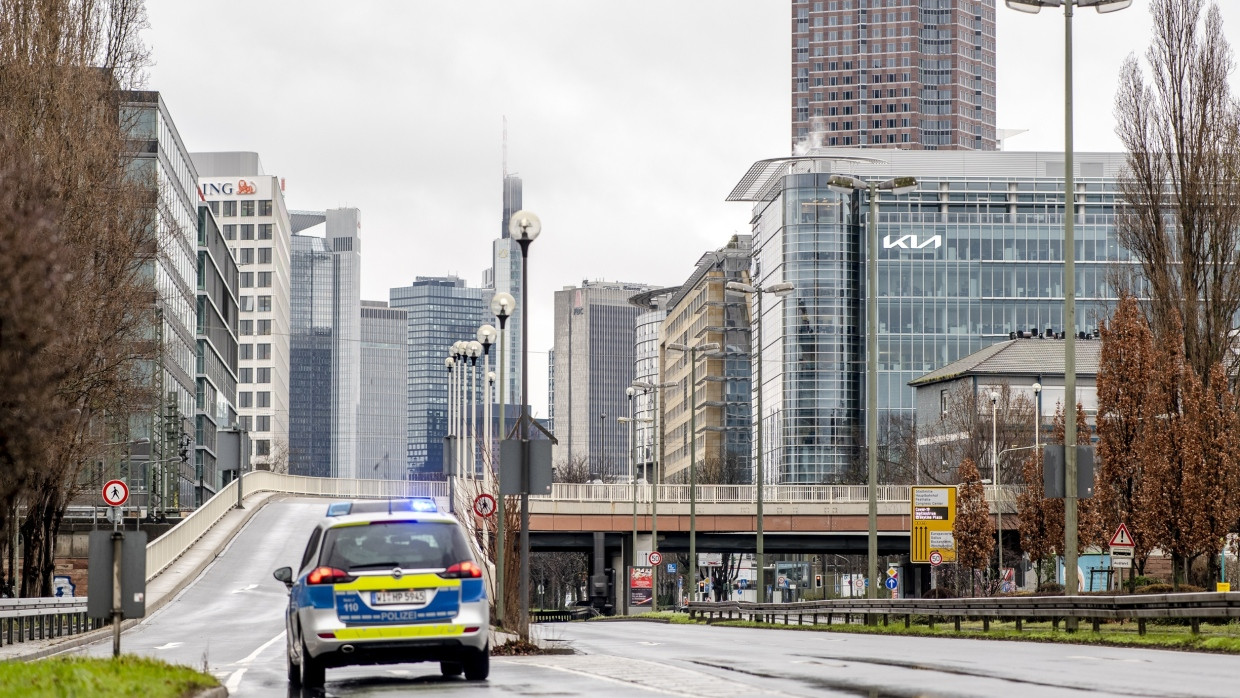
0 656 221 698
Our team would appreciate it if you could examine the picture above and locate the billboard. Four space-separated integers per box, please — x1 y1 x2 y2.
911 486 957 564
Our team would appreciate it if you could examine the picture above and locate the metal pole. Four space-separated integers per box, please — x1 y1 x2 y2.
994 398 1001 585
111 527 122 657
630 400 637 614
518 241 532 640
470 359 477 480
755 288 765 604
866 182 879 601
1063 1 1080 614
652 384 660 613
689 348 698 600
235 429 244 510
496 323 507 627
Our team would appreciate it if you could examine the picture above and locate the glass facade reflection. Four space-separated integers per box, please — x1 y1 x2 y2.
737 151 1128 483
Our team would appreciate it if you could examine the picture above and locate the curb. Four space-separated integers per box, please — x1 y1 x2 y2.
193 687 229 698
4 493 280 662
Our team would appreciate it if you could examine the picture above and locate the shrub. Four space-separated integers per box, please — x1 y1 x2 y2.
1134 583 1205 595
923 587 958 599
1129 575 1161 588
1036 582 1065 595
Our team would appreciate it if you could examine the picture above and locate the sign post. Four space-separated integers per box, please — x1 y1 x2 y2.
911 486 957 565
1109 523 1136 587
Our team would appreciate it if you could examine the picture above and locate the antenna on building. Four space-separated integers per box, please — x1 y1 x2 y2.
503 115 508 180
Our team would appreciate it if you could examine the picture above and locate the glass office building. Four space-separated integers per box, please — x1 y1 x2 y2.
729 150 1128 482
289 232 334 477
195 204 240 505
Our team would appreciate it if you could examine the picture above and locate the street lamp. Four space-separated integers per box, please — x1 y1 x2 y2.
827 173 918 601
666 340 720 599
1032 382 1042 459
479 325 496 488
725 279 794 604
990 391 1001 584
508 210 540 639
1005 0 1130 614
467 340 484 479
489 291 514 628
632 379 673 612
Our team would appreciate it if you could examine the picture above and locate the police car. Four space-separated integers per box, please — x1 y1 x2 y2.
272 498 489 688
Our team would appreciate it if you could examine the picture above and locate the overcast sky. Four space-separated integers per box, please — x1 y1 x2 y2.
142 1 1240 417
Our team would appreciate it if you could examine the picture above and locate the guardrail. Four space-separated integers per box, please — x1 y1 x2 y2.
686 593 1240 636
545 482 1023 507
0 598 99 648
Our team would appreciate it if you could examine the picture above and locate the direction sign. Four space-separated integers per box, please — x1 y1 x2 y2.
648 551 662 566
472 493 496 518
885 577 898 590
911 487 957 564
102 480 129 507
666 563 677 574
929 551 943 567
1109 523 1134 548
886 566 898 578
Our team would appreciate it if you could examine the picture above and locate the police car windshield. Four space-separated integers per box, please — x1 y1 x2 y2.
319 522 471 571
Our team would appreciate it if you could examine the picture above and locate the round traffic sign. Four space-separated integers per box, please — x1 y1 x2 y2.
929 551 943 567
648 551 662 566
102 479 129 507
473 493 497 518
885 577 899 590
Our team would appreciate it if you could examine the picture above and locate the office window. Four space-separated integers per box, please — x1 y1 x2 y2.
239 368 252 383
256 415 271 432
258 319 272 335
258 224 272 240
257 343 271 360
240 272 254 288
240 320 253 336
257 392 271 408
258 272 272 287
208 201 219 216
257 367 271 383
223 224 236 241
239 392 252 408
255 439 270 457
257 295 271 312
239 295 254 312
238 416 251 431
240 200 255 217
241 224 254 240
239 248 254 265
240 343 253 360
258 200 272 216
221 201 237 217
258 247 272 264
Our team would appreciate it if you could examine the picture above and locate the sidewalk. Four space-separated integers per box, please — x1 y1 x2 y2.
0 491 280 662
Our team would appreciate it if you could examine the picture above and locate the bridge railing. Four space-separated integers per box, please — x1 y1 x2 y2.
545 483 1023 506
0 598 98 647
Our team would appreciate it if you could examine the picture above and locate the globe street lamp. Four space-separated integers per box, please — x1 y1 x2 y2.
508 210 540 639
478 325 497 489
667 341 720 598
489 291 514 628
1005 0 1131 613
827 173 918 601
725 280 794 604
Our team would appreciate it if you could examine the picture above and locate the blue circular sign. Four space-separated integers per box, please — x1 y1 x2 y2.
885 577 898 590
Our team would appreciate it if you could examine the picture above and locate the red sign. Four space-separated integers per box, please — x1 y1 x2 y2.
473 493 496 518
102 479 129 507
1109 523 1135 548
648 551 662 566
929 551 943 566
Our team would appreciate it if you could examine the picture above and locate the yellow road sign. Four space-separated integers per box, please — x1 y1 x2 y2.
911 486 957 564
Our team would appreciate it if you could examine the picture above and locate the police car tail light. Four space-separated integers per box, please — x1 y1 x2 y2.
307 566 355 585
438 561 482 579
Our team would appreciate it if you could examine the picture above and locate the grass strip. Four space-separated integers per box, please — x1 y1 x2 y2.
0 655 219 698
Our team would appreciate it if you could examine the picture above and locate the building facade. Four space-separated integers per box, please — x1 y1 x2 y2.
389 276 490 477
192 152 293 472
483 172 524 405
551 281 655 480
791 0 997 152
359 301 409 481
628 287 678 480
194 204 240 506
121 91 199 510
659 239 754 484
729 150 1127 482
288 232 333 477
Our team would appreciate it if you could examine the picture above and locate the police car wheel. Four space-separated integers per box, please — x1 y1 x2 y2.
463 647 489 681
287 650 301 686
300 638 325 688
440 661 463 677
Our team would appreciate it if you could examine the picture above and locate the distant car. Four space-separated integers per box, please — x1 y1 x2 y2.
273 498 489 689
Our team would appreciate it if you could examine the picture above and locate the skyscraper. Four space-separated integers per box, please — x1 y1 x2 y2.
389 277 489 477
288 232 333 477
192 152 293 472
195 204 240 505
791 0 997 152
359 301 409 481
484 172 523 404
551 281 655 480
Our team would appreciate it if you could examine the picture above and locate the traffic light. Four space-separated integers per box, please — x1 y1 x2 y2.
815 574 823 588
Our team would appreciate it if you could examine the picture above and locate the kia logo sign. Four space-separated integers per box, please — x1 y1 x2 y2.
883 234 941 250
200 179 258 197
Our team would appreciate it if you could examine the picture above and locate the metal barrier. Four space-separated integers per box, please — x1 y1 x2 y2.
0 598 99 647
686 593 1240 635
530 608 592 623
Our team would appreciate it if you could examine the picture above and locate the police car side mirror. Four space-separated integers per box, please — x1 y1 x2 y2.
273 566 293 588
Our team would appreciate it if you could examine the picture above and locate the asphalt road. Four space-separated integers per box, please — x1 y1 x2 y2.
67 497 1240 697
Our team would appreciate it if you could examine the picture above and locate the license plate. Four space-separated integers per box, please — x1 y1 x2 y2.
372 590 427 606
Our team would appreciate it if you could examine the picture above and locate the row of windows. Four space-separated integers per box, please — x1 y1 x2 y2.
238 367 272 383
234 247 274 265
239 343 272 360
237 391 272 408
222 223 273 241
239 272 273 288
208 200 274 218
239 319 273 335
239 295 273 312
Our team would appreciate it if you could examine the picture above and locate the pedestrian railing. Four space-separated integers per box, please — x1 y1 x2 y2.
0 598 100 648
686 593 1240 636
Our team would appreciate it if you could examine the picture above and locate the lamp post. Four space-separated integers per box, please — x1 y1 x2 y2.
468 341 483 479
632 379 672 612
667 341 720 599
479 325 496 487
1005 0 1131 611
1033 381 1042 461
827 173 918 601
490 292 514 628
990 391 1001 582
725 280 794 604
508 210 540 639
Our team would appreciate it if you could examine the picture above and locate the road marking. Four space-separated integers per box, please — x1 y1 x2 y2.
153 642 183 650
224 668 246 693
638 641 663 646
234 631 286 666
231 584 258 593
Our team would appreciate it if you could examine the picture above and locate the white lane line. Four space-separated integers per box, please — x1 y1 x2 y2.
153 642 183 650
224 668 247 693
234 630 286 666
231 584 258 593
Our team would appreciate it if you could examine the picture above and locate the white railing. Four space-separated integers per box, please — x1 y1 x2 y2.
145 473 448 581
543 483 1023 505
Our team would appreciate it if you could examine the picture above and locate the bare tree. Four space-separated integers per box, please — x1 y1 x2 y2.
953 458 993 597
1114 0 1240 386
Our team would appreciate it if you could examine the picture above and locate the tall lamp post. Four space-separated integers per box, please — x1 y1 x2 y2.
667 341 720 599
479 326 496 487
827 174 918 600
445 355 456 477
508 210 540 639
1006 0 1131 611
725 280 794 604
468 340 483 479
490 292 514 627
990 391 1001 581
632 379 673 612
